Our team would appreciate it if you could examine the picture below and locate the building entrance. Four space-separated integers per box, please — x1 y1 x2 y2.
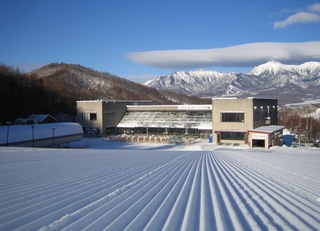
252 139 265 148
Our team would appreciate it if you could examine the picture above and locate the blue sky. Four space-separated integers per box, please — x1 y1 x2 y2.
1 0 320 82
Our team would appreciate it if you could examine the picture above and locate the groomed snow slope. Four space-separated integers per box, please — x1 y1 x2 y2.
0 145 319 230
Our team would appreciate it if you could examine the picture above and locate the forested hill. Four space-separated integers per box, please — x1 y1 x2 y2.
0 65 73 123
0 63 210 123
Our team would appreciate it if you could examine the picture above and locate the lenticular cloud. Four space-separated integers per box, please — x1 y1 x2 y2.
127 41 320 69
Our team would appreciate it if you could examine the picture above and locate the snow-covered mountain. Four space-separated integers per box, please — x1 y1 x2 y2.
143 61 320 104
250 61 320 76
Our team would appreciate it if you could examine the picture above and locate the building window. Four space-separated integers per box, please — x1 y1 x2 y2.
83 127 99 135
105 111 115 116
221 113 244 122
82 112 97 121
220 132 245 140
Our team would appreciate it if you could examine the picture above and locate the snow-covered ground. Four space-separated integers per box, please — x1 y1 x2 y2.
0 139 319 230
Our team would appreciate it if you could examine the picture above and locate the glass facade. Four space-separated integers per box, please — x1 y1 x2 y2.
117 111 212 137
118 111 212 129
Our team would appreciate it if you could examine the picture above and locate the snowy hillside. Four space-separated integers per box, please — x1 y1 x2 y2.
143 61 320 104
28 63 209 105
0 142 319 230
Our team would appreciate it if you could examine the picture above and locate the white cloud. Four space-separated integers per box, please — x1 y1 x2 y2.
308 2 320 13
273 2 320 28
127 41 320 69
273 12 320 28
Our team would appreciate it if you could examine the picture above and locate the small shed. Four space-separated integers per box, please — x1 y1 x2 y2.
248 125 285 149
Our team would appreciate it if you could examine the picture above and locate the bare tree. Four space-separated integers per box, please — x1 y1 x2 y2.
279 105 320 146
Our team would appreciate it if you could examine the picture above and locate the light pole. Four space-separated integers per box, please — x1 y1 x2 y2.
52 127 56 148
6 121 11 146
31 125 35 147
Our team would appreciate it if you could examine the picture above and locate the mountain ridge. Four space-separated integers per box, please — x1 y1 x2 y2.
29 63 210 105
143 61 320 104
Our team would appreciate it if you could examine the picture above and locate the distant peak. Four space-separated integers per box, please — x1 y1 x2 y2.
266 60 282 64
250 61 287 76
250 61 320 76
256 60 284 68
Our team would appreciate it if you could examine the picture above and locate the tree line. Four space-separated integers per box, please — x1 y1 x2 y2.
279 105 320 146
0 65 76 124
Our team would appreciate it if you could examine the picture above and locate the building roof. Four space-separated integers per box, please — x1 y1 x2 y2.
26 114 57 123
212 97 278 100
249 125 285 134
76 99 152 103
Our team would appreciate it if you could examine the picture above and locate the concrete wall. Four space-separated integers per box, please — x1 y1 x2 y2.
212 98 253 143
76 100 104 135
212 98 254 131
103 101 128 134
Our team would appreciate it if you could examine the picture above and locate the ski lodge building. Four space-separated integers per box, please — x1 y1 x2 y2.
212 98 283 148
76 97 284 149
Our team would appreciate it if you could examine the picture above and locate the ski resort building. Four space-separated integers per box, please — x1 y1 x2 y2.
76 97 283 148
76 100 212 137
76 100 152 136
212 97 283 148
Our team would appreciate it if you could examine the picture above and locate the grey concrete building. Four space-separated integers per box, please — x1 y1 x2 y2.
212 97 281 148
76 100 152 136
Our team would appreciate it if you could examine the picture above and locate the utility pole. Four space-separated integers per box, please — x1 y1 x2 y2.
6 121 11 146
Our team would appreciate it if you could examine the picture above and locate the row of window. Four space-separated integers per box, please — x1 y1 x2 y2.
83 112 244 122
220 132 245 140
221 113 244 122
83 112 274 124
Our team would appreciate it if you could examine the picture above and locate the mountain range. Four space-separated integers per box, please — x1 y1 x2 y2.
143 61 320 104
